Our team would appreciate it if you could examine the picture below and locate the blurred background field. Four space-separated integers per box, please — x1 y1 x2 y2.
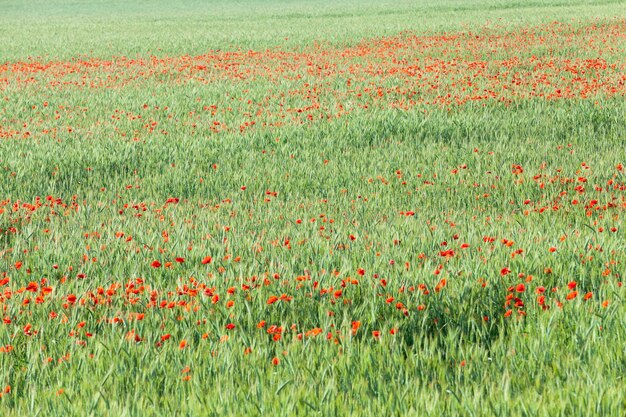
1 0 625 60
0 1 625 416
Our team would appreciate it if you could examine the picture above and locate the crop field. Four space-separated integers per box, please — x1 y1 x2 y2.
1 0 626 415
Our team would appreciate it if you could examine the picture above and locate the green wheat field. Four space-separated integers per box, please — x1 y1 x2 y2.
1 0 625 415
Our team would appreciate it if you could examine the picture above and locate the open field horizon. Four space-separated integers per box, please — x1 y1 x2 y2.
1 1 625 416
2 0 626 60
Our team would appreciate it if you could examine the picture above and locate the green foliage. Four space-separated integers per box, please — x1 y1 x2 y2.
0 1 625 416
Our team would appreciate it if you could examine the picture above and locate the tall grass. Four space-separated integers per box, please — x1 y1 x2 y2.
0 1 625 415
